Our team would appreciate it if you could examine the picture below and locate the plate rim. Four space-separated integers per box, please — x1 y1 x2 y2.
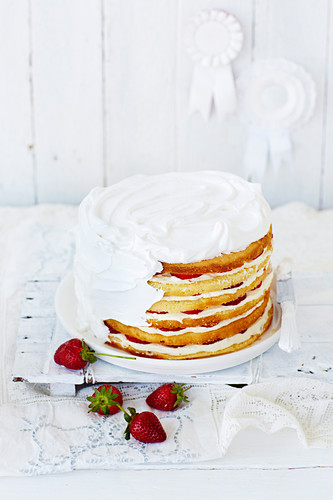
55 271 281 375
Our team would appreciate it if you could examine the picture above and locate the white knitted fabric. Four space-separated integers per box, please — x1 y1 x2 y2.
219 378 333 452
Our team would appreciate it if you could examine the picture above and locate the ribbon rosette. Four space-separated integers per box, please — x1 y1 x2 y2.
184 9 243 121
237 59 316 181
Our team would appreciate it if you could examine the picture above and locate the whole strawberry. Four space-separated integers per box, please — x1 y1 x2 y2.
54 338 97 369
87 384 123 415
123 408 166 443
54 337 135 370
146 382 190 411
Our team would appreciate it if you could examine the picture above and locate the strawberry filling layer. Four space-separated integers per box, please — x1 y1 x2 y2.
224 294 247 306
203 329 247 345
105 323 151 344
147 310 168 314
125 335 150 345
157 326 183 332
225 281 243 289
104 323 120 334
172 273 202 280
182 309 202 315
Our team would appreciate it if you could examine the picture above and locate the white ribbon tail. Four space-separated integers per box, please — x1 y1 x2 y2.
268 131 293 175
188 65 215 120
213 64 237 121
189 64 237 121
244 128 268 182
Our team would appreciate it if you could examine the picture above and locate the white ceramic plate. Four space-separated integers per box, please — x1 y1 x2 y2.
55 272 281 375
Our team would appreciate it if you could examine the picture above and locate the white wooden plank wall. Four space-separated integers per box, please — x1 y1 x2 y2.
0 0 35 205
104 0 178 183
0 0 332 208
254 0 330 209
176 0 253 179
323 0 333 209
31 0 104 203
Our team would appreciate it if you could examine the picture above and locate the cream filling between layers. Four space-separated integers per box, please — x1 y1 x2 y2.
149 247 272 286
137 297 267 336
160 264 268 302
108 299 273 356
146 269 273 322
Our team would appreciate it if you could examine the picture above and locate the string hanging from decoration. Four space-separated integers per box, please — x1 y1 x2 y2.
237 59 316 181
184 9 243 121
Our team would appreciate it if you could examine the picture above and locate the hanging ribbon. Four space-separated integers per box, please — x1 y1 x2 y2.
238 59 316 181
185 9 243 121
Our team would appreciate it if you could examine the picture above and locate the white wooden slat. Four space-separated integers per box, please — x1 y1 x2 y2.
11 276 255 388
0 0 35 205
104 0 178 184
46 320 85 385
12 351 85 385
17 317 55 343
30 0 104 204
254 0 329 209
12 350 53 380
21 280 59 317
12 272 333 391
322 0 333 209
86 354 255 385
257 273 333 380
296 305 333 342
12 279 84 388
293 273 333 305
259 341 333 381
176 0 253 175
13 272 333 390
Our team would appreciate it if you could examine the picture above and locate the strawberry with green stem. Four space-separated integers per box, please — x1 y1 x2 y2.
146 382 190 411
120 406 167 443
86 387 167 443
87 384 123 415
54 338 135 370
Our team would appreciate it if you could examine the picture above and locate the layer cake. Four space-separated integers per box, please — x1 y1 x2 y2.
73 171 273 360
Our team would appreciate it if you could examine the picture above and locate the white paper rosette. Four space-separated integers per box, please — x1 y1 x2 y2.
184 9 243 121
237 59 316 180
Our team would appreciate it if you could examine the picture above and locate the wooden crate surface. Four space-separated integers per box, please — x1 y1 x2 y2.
12 272 333 394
